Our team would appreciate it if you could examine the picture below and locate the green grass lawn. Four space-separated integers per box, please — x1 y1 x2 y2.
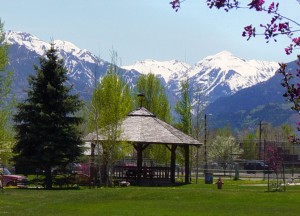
1 180 300 216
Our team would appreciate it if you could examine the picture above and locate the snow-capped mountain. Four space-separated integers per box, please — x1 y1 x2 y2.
123 51 280 103
5 31 140 100
205 60 300 130
122 59 190 84
5 31 97 63
189 51 279 94
5 30 105 89
5 31 281 120
188 51 279 104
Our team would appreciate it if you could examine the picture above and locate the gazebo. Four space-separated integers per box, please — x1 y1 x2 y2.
84 107 202 185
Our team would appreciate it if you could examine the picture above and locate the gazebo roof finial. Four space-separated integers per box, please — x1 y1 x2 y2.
137 92 145 108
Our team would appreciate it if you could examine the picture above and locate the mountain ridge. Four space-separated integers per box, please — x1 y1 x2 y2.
122 50 280 103
205 61 300 130
4 30 293 130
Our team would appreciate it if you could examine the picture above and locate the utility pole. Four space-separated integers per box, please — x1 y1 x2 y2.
259 121 262 160
204 114 212 173
204 114 208 173
259 121 268 161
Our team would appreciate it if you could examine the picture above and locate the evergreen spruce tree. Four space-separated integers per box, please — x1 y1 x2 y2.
13 44 83 189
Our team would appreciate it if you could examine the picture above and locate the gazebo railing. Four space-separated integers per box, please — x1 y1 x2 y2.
113 165 171 181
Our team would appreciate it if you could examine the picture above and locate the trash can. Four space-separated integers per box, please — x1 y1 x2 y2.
205 172 213 184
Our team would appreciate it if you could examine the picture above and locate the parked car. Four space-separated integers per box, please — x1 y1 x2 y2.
0 167 28 187
244 160 272 174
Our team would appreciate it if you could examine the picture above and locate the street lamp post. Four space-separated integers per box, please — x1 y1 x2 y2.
204 114 212 174
259 121 262 160
204 114 208 173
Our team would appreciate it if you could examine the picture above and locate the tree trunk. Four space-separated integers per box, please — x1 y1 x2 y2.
101 161 109 186
184 145 190 184
45 167 52 190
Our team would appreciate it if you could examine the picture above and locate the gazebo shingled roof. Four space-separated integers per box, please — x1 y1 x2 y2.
84 107 202 146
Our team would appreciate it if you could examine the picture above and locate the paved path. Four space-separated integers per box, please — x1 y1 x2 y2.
241 183 300 186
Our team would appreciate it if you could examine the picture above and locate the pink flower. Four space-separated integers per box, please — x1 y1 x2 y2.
278 22 289 32
293 37 300 46
242 25 255 40
170 0 180 12
214 0 227 9
268 2 279 13
268 2 274 13
248 0 265 11
285 45 293 55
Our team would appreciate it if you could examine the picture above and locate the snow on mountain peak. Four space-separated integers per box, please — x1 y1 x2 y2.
53 40 97 63
121 51 280 99
205 50 234 59
122 59 190 83
190 51 280 93
53 40 80 53
5 31 280 105
196 51 279 76
5 30 49 56
196 51 248 74
5 31 97 64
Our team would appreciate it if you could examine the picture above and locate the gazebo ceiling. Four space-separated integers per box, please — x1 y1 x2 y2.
84 107 202 146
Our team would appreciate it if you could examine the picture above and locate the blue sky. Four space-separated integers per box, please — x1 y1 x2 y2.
0 0 299 65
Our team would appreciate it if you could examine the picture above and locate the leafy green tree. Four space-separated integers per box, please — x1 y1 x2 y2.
208 135 242 175
191 90 205 178
175 79 192 135
0 19 14 167
136 73 171 123
90 60 133 186
136 73 172 164
281 124 296 140
13 44 84 189
175 78 192 166
191 90 206 140
213 126 233 137
242 133 258 160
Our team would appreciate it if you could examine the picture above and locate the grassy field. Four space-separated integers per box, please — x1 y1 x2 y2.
1 180 300 216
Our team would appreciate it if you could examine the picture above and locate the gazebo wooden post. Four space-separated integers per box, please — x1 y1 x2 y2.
90 142 96 185
136 144 143 184
184 145 190 184
134 143 149 184
170 145 177 183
